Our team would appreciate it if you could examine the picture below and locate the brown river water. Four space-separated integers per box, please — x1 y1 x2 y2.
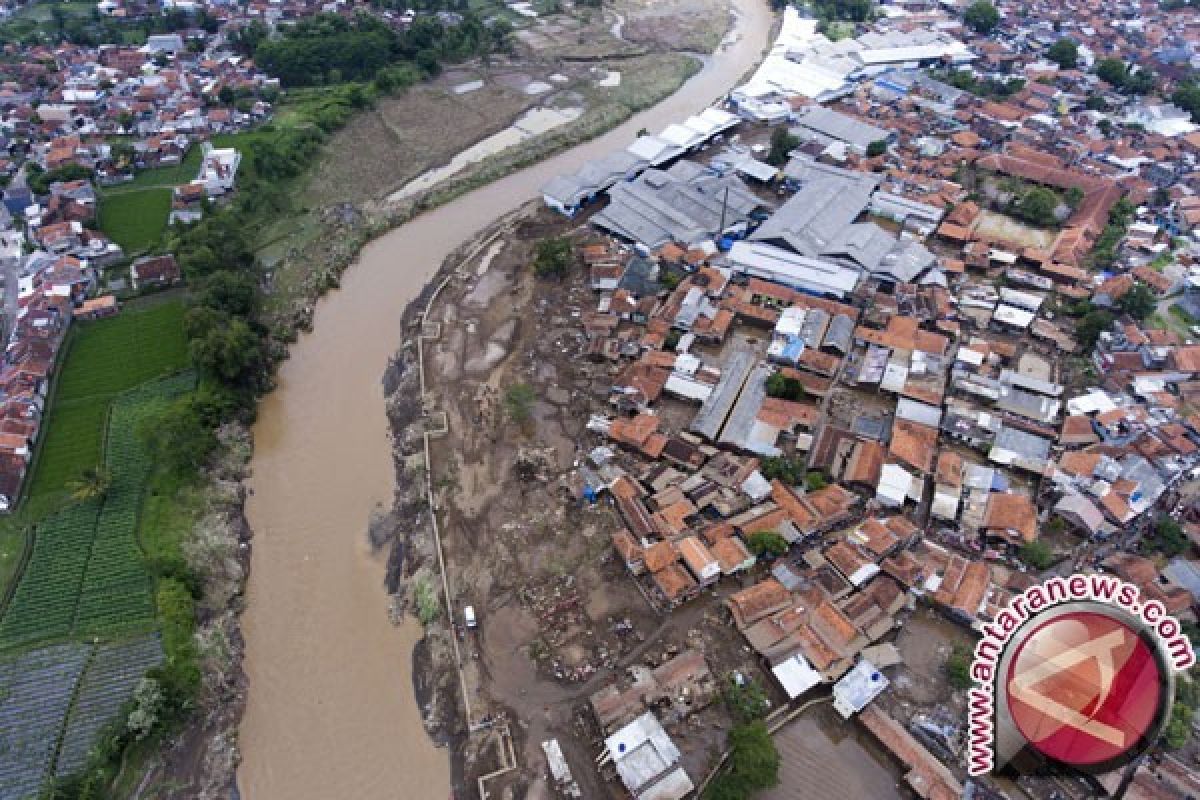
237 2 774 797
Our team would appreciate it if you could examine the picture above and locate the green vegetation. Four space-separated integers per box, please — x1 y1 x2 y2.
932 68 1024 100
767 126 799 167
1146 515 1189 558
414 577 440 625
1094 58 1156 95
1077 309 1115 349
533 237 574 278
945 644 973 689
1165 673 1200 749
765 372 805 402
1046 38 1078 69
804 471 828 491
1019 540 1054 570
704 721 781 800
23 301 188 518
746 531 789 559
98 188 172 254
865 139 888 158
759 456 804 485
723 675 770 723
1089 196 1135 269
255 12 511 87
0 373 194 650
503 383 536 424
27 163 93 196
1118 283 1157 321
1014 186 1061 228
963 0 999 34
1174 81 1200 125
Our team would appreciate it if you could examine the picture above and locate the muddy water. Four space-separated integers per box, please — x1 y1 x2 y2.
236 1 773 797
763 705 904 800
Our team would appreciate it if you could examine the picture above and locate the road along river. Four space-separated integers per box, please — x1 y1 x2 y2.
236 2 773 797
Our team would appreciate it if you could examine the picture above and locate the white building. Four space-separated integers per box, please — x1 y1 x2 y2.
194 142 241 196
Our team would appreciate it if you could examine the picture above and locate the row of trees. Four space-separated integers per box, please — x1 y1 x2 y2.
254 12 511 87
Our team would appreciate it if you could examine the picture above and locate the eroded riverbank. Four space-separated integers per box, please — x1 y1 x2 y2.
236 0 774 796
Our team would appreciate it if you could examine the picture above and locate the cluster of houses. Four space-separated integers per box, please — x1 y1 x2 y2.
544 0 1200 795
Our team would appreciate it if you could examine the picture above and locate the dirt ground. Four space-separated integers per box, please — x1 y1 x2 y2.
415 209 779 797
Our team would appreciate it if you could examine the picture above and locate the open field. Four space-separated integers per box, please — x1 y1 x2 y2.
106 147 204 192
98 187 171 254
973 209 1058 250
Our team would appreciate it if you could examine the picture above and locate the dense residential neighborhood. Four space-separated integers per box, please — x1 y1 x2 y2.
529 0 1200 796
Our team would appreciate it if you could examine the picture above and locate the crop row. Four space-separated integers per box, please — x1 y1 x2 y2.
0 643 90 800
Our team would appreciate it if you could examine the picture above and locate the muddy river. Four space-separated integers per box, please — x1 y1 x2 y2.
236 2 773 797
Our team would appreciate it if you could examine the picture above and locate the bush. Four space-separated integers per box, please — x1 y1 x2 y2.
533 237 573 278
414 577 440 625
767 126 799 167
503 383 536 424
1019 540 1054 570
723 675 770 723
760 456 804 485
865 139 888 158
963 0 999 33
804 472 827 491
945 645 973 689
1150 515 1189 557
745 531 789 559
765 372 805 402
1046 38 1078 69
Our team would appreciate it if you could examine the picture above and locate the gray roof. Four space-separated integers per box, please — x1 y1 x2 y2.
792 106 892 151
1164 558 1200 600
823 314 855 353
718 362 774 454
995 385 1061 424
690 347 755 441
751 163 878 256
592 163 762 249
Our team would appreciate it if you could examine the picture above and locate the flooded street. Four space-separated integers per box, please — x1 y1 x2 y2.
236 1 774 797
763 705 904 800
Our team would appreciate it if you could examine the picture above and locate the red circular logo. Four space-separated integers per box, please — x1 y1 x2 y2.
1005 610 1167 768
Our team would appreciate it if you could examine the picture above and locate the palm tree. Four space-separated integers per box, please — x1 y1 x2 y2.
68 466 112 504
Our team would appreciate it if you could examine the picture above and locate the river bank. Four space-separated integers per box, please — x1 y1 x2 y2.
233 1 774 797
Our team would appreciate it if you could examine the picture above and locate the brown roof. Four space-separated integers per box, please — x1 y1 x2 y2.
727 579 791 629
983 493 1038 544
889 419 938 474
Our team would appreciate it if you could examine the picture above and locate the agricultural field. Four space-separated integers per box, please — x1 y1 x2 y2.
0 372 194 651
97 187 172 254
55 635 164 776
0 642 90 800
23 298 189 516
0 635 163 797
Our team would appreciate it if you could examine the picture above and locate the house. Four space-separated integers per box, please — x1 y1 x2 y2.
982 493 1038 548
129 255 180 291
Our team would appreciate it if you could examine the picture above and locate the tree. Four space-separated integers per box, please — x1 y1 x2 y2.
1118 282 1156 321
67 465 112 503
142 396 219 474
198 271 258 317
532 237 573 278
759 456 803 485
945 645 973 689
188 316 263 385
723 675 770 723
1095 58 1129 87
726 721 780 792
765 372 805 402
503 383 535 424
766 126 799 167
865 139 888 158
1084 93 1109 111
1151 515 1189 557
1065 186 1084 209
1077 309 1115 349
963 0 999 34
1174 82 1200 124
1016 187 1061 227
746 530 789 558
1046 38 1078 69
1019 540 1054 570
1165 702 1193 749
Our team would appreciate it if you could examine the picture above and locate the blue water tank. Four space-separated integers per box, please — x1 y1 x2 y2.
718 236 735 251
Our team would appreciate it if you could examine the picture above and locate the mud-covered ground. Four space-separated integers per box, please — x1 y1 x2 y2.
383 207 784 798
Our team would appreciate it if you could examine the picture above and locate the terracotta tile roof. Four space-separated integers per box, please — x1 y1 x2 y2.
983 493 1038 544
889 419 938 474
727 579 791 629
